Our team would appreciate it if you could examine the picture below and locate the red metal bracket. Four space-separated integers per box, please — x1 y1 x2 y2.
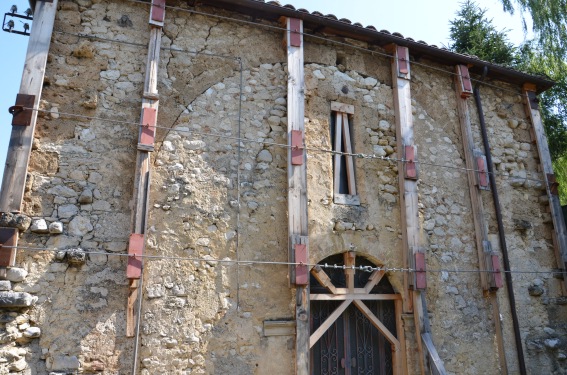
291 130 303 165
404 145 418 180
476 155 489 190
139 107 157 150
127 233 144 279
150 0 166 24
0 228 18 267
397 46 410 77
547 174 559 195
288 18 301 47
10 94 35 126
456 65 473 98
414 252 426 290
294 244 308 285
491 254 503 289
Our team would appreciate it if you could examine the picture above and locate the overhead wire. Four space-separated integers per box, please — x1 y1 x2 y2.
2 244 565 276
23 106 549 186
125 0 531 97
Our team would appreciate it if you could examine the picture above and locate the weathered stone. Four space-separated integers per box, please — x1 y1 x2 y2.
544 338 560 349
0 213 32 231
58 205 79 219
68 216 93 236
528 285 544 296
8 358 27 372
66 248 87 265
6 268 28 282
0 292 36 308
51 355 80 371
30 219 49 234
0 281 11 291
49 222 64 234
48 185 78 198
256 150 273 163
23 327 41 338
78 189 93 204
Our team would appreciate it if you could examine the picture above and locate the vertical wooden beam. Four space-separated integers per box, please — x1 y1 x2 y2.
285 17 309 375
455 65 508 372
454 65 496 291
0 0 59 214
395 298 409 375
127 4 164 337
523 84 567 293
389 44 416 311
389 43 426 375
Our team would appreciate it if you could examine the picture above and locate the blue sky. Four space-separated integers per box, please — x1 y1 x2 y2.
0 0 530 186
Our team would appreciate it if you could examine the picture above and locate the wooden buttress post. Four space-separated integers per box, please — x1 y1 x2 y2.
0 0 59 266
126 0 165 338
454 65 508 373
284 17 309 375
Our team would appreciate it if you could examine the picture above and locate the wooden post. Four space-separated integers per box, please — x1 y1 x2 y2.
388 44 418 310
389 44 446 375
0 0 59 214
126 2 165 337
285 17 309 375
0 0 58 267
454 65 499 291
523 84 567 293
455 65 508 372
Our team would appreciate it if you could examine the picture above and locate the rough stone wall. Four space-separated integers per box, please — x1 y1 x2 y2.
0 0 565 374
470 83 567 375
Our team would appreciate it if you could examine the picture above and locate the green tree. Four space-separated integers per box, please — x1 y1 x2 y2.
449 0 518 66
449 1 567 203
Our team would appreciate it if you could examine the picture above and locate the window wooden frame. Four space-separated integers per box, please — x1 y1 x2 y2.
309 253 406 375
331 102 360 205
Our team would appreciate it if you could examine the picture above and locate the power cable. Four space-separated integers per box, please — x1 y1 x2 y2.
125 0 531 97
2 244 565 276
23 106 549 186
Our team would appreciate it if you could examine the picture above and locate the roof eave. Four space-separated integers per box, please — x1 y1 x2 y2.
205 0 554 93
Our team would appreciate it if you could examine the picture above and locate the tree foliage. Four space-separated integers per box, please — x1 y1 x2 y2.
449 0 518 66
449 1 567 203
499 0 567 61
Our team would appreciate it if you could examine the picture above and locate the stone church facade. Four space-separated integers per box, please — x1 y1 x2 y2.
0 1 566 374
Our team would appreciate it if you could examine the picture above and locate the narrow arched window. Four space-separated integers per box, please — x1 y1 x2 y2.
310 253 404 375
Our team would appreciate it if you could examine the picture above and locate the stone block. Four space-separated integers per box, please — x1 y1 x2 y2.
30 219 49 234
66 248 87 265
49 222 64 234
6 268 28 282
0 292 36 308
23 327 41 338
51 355 80 371
0 280 11 291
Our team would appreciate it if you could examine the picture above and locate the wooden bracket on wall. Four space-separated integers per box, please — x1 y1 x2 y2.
127 233 144 279
456 65 473 98
138 107 157 151
150 0 166 26
491 254 504 289
414 251 426 290
291 130 304 165
473 150 490 190
386 44 411 79
0 228 18 267
294 243 308 285
9 94 35 126
404 145 418 180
